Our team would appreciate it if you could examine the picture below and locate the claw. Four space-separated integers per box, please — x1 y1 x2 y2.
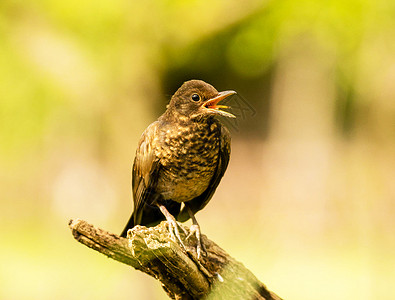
157 203 187 251
167 218 187 250
185 206 207 259
187 224 207 259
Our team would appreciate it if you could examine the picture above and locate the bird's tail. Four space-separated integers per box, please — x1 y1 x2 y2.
120 213 134 238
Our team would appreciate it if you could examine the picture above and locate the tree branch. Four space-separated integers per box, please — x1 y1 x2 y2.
69 219 282 300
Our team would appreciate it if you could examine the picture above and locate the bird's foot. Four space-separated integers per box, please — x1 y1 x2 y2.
157 204 188 250
166 217 188 250
186 224 207 259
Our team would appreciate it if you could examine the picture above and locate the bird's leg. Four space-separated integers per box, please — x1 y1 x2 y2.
185 206 206 259
157 203 187 250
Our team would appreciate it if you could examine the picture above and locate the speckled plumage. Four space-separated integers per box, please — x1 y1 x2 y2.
155 117 221 201
121 80 234 237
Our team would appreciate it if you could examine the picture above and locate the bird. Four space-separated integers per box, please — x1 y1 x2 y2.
120 79 236 258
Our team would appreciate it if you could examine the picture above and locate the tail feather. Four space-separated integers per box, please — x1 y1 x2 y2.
120 213 134 237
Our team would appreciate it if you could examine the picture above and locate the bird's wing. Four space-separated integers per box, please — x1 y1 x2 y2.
132 121 162 225
177 125 231 222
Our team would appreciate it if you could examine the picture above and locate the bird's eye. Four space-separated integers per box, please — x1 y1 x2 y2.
191 94 200 102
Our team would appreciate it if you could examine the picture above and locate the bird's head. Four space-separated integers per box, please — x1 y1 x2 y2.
167 80 236 120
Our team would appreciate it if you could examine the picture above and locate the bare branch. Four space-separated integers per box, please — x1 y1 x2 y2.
69 219 282 300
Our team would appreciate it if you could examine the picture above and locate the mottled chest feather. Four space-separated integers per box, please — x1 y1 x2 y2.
154 119 222 201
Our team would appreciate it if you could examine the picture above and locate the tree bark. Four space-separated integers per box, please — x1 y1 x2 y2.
69 218 282 300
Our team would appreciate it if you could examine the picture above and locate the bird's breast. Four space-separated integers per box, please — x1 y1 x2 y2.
155 121 221 202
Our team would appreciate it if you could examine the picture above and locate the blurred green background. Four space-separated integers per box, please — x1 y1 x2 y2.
1 0 394 299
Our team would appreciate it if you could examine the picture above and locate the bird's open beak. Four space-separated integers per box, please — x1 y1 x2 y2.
202 90 237 118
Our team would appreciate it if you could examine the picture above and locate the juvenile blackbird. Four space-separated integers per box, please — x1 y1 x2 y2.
120 80 236 258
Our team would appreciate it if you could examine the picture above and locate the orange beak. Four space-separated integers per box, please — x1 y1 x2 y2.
202 90 237 118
